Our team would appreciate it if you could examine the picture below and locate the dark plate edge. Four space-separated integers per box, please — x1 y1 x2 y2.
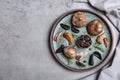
49 9 114 72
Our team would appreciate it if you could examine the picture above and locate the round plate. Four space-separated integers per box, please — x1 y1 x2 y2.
49 9 113 72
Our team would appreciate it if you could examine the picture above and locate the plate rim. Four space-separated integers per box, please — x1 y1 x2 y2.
49 9 114 72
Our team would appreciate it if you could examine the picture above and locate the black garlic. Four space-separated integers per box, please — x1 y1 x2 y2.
71 26 79 33
93 51 102 60
76 61 85 67
89 54 94 66
60 24 70 30
56 45 64 53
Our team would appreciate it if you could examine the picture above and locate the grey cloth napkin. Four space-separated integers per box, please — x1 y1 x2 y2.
80 0 120 80
88 0 120 31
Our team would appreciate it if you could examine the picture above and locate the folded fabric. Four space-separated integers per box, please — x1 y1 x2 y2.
88 0 120 31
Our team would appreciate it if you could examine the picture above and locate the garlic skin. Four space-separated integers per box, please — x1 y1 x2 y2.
76 52 87 61
63 46 76 58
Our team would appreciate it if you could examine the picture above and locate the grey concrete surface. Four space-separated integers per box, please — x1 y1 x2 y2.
0 0 75 80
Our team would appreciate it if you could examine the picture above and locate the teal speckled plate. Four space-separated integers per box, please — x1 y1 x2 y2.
49 9 113 72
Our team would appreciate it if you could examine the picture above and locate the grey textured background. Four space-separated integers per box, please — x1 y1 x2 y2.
0 0 119 80
0 0 74 80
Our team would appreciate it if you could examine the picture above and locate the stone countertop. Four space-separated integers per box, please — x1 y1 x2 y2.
0 0 78 80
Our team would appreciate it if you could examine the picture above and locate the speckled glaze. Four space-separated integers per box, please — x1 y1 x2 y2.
50 9 113 72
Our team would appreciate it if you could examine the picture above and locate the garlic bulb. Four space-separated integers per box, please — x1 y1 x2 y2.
63 46 76 58
87 19 103 36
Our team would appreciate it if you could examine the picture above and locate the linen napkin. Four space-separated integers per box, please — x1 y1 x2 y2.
80 0 120 80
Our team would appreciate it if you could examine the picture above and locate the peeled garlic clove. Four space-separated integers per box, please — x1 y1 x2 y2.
63 46 76 58
63 32 73 44
104 37 109 48
97 32 105 44
54 31 62 41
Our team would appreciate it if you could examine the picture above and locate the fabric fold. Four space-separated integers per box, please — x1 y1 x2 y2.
88 0 120 31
